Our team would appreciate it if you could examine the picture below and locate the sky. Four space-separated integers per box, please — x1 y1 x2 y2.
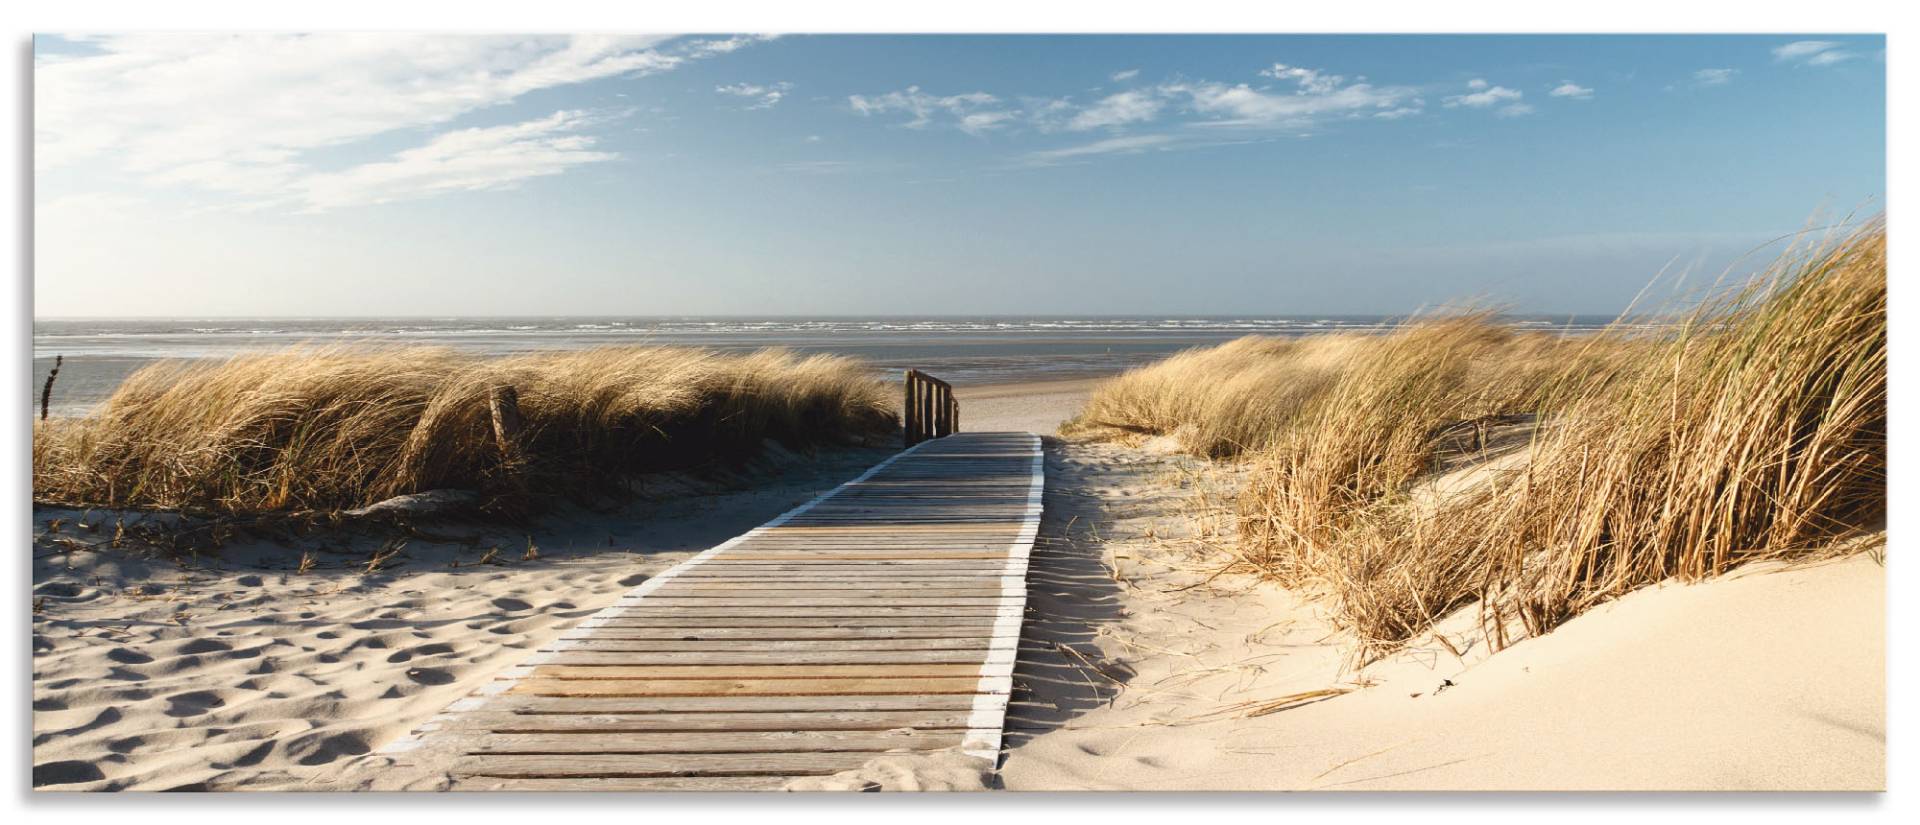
32 33 1885 318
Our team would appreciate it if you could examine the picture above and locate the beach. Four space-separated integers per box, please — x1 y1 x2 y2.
35 370 1883 791
30 279 1887 791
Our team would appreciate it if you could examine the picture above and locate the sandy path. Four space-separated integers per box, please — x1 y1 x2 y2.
32 446 894 791
955 378 1097 435
1001 440 1885 791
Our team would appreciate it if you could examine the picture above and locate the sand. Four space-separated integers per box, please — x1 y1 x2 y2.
955 378 1099 435
31 445 895 791
1000 440 1886 791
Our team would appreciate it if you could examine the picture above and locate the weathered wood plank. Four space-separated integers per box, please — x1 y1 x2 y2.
452 776 790 791
470 730 967 754
436 710 975 733
620 597 1018 607
547 638 992 652
535 650 997 666
604 605 1015 615
470 694 978 715
454 752 884 778
582 618 1003 629
507 676 993 697
524 663 989 680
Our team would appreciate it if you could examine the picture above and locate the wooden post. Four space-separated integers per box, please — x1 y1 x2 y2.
488 385 526 468
903 371 918 447
40 354 62 421
936 383 950 437
922 379 934 441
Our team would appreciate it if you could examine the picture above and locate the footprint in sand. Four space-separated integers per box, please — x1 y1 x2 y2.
405 666 455 686
387 642 458 663
175 638 231 656
490 597 532 612
33 760 105 787
163 690 227 717
105 647 154 665
289 732 370 766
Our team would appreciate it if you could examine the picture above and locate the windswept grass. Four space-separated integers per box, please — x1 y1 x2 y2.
1071 218 1886 659
32 346 897 514
1063 316 1620 459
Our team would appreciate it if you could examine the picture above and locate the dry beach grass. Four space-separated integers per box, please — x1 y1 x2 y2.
32 345 896 515
1067 219 1887 658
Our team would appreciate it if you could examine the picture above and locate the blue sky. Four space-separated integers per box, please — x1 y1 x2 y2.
34 33 1884 317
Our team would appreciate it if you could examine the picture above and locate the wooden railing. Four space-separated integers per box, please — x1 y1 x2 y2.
903 369 958 447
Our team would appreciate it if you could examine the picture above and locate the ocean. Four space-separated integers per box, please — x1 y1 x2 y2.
30 315 1618 416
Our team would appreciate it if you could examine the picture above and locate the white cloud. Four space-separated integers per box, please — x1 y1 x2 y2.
1496 103 1536 118
1258 63 1343 95
1692 68 1739 87
1162 68 1417 128
1110 69 1140 82
1771 40 1843 63
35 34 757 209
297 110 615 211
848 86 1012 133
1065 90 1164 131
957 110 1018 135
716 81 793 109
1549 82 1594 99
1443 82 1524 109
1019 134 1177 165
686 34 779 56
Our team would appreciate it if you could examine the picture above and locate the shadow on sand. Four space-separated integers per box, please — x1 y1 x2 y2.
997 437 1147 774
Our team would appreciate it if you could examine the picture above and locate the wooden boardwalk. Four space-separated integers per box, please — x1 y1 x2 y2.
381 431 1044 791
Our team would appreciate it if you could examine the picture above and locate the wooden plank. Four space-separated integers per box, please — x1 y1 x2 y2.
470 730 967 754
621 597 1016 607
472 695 978 715
547 638 992 652
535 650 996 666
507 676 992 697
452 776 789 792
602 602 1021 613
583 618 1003 629
454 752 884 778
661 582 1012 592
524 664 988 680
437 710 975 733
563 624 997 637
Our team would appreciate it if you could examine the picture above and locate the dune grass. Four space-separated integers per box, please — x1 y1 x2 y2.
1069 219 1886 658
1062 315 1620 460
32 346 897 515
